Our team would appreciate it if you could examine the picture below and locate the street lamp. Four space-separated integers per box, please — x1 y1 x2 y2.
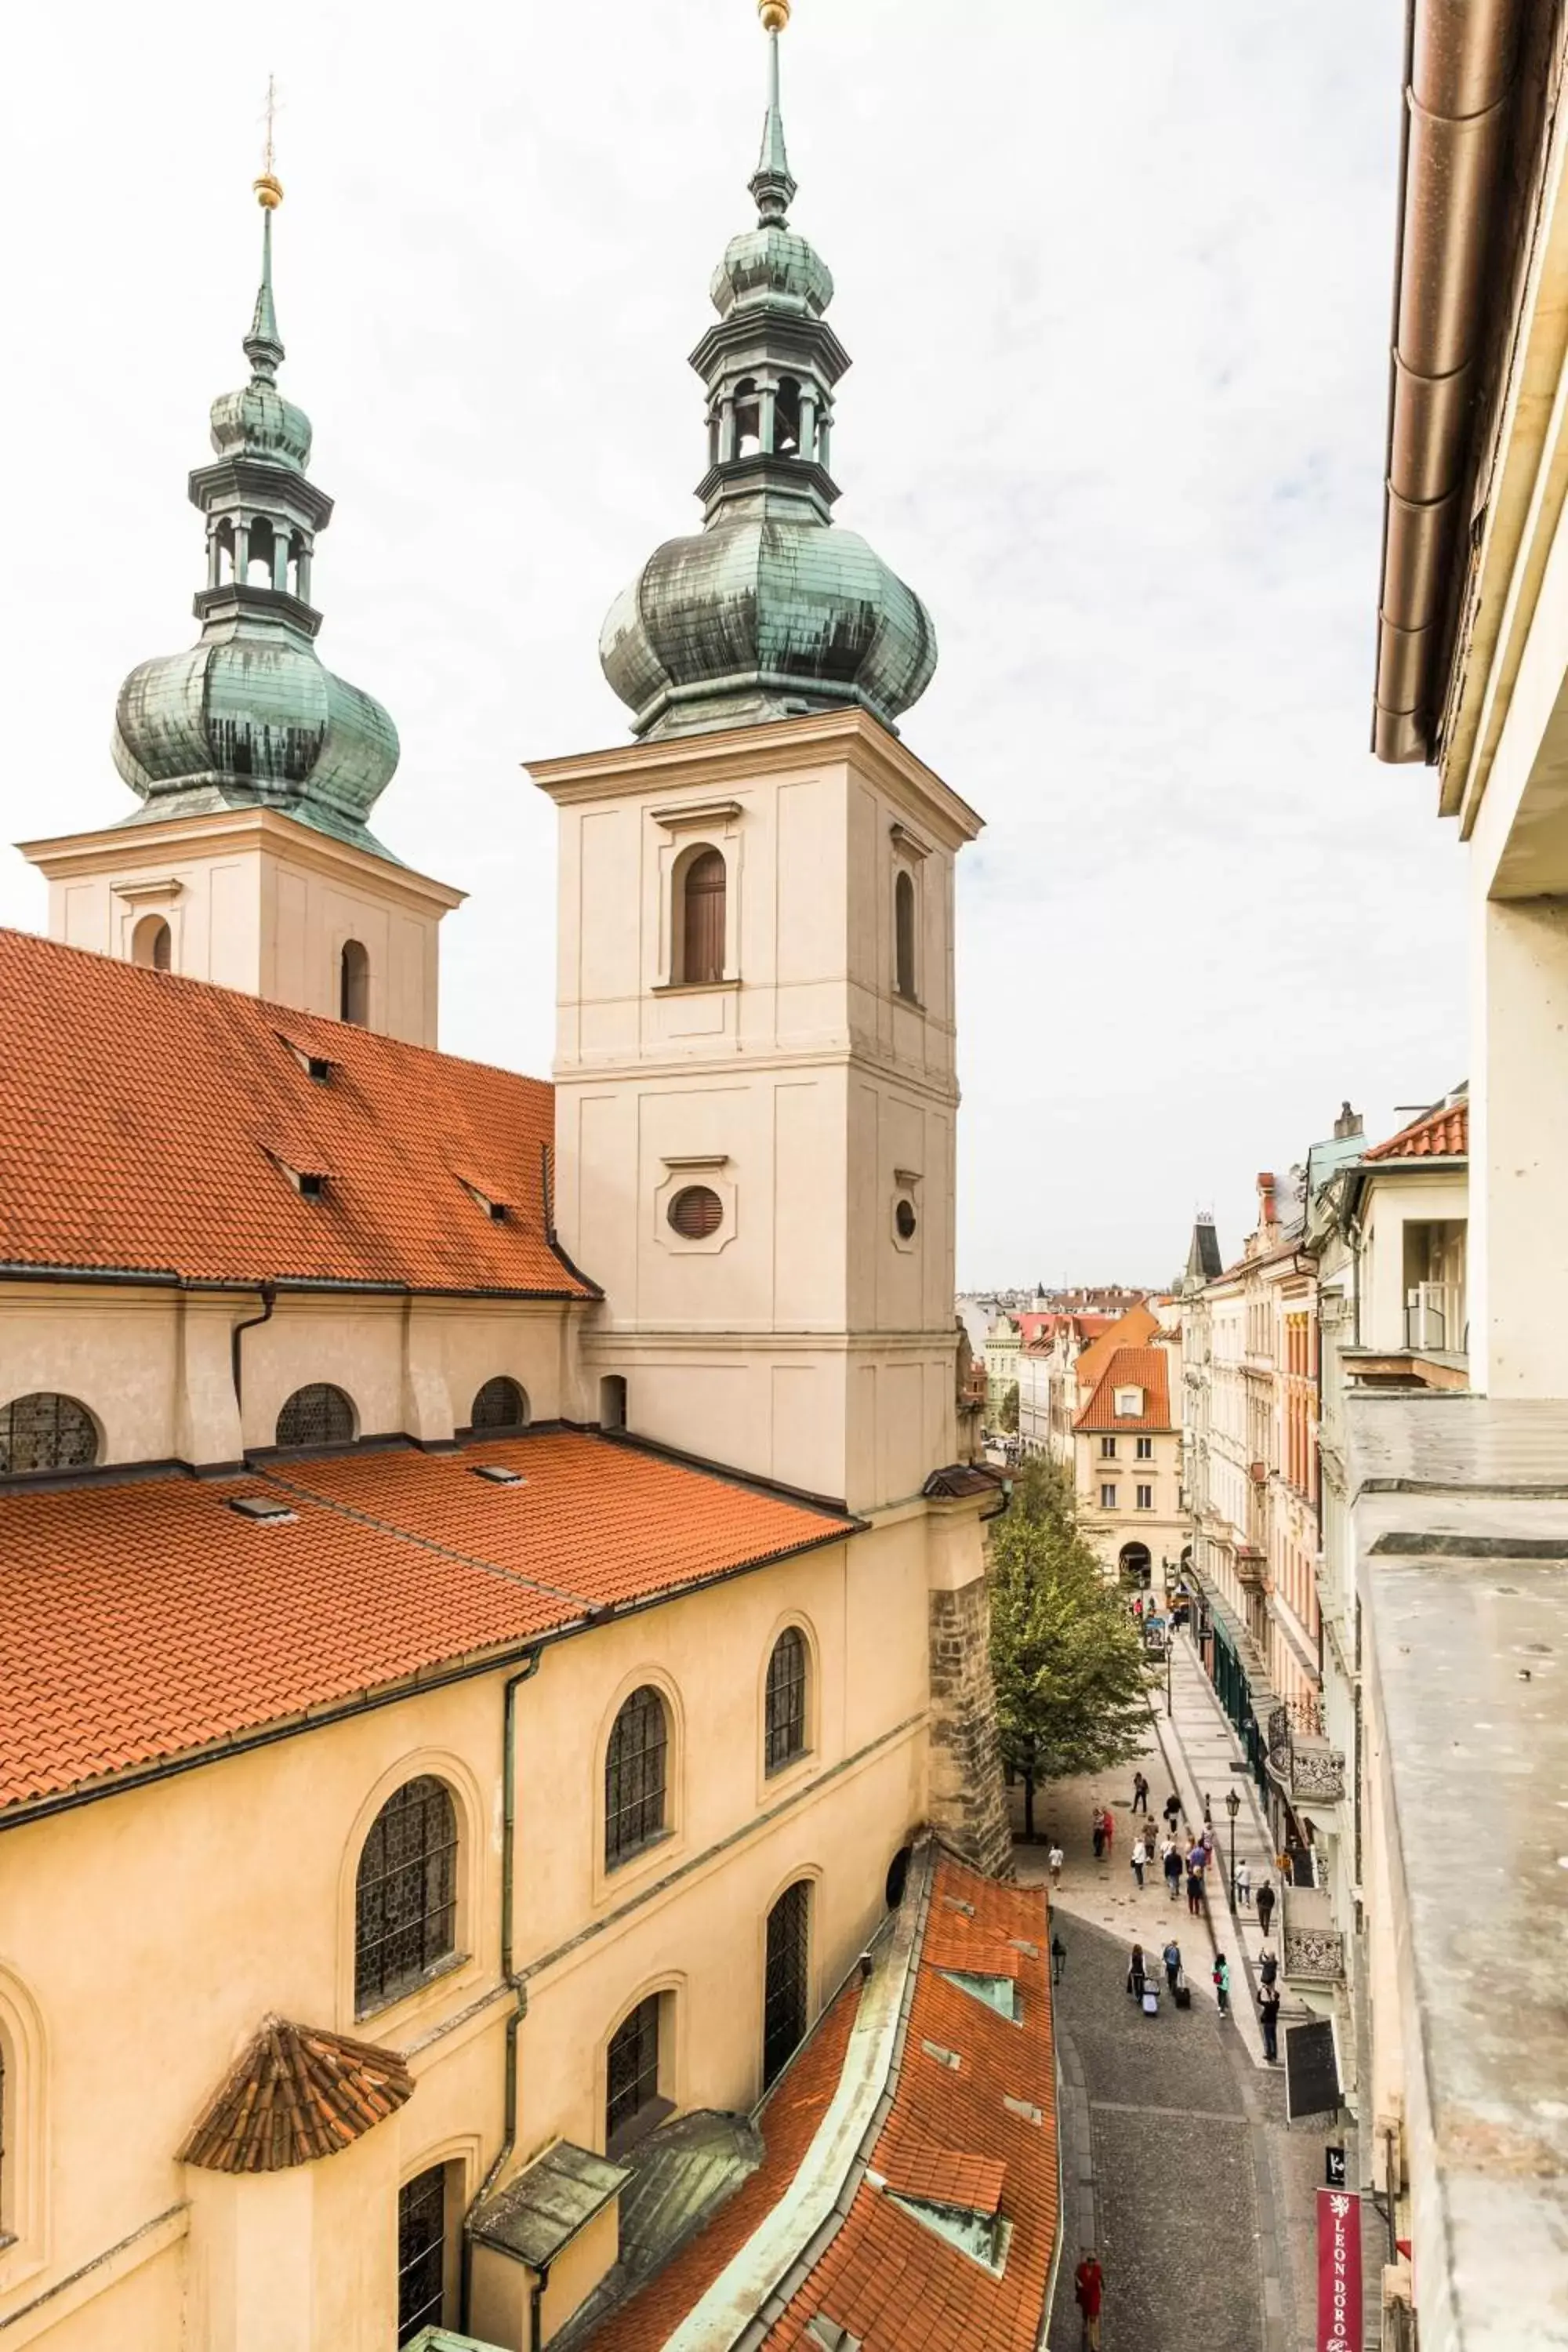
1225 1786 1241 1909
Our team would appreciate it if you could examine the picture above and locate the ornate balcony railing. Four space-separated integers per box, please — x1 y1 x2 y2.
1290 1737 1346 1807
1281 1881 1345 1984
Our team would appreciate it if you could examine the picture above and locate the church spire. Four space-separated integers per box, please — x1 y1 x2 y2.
750 6 797 227
243 197 285 383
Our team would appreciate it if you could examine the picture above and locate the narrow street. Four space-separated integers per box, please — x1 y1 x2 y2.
1023 1628 1339 2352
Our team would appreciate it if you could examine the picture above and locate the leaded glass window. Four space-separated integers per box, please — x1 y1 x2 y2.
0 1393 99 1476
470 1376 527 1431
274 1382 356 1449
764 1628 808 1775
606 1994 661 2150
604 1686 668 1868
355 1777 458 2013
397 2164 447 2343
763 1880 811 2089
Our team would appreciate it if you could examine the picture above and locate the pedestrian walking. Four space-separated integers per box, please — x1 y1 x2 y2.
1256 1879 1276 1936
1163 1790 1181 1834
1163 1937 1181 1994
1163 1838 1182 1900
1259 1944 1279 1988
1234 1857 1251 1907
1185 1867 1203 1917
1131 1836 1146 1889
1213 1953 1230 2014
1132 1769 1149 1814
1258 1981 1281 2062
1074 2252 1105 2351
1127 1943 1145 1999
1047 1842 1065 1888
1091 1810 1105 1861
1102 1808 1115 1854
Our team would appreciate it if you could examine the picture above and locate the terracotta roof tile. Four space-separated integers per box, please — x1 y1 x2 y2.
1074 1345 1172 1433
586 1853 1056 2352
1072 1304 1158 1396
1364 1099 1468 1162
0 928 591 1296
0 1434 853 1813
178 2017 412 2172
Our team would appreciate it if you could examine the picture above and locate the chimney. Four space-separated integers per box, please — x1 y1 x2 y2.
1257 1172 1277 1229
1334 1102 1363 1140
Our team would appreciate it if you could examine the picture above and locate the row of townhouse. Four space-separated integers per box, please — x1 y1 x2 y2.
1180 1088 1472 2312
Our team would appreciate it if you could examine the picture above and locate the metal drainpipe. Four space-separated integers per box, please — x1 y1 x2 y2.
229 1283 276 1417
529 2261 552 2352
459 1648 544 2336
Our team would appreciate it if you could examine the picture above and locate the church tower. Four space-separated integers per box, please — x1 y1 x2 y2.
21 164 461 1043
534 2 982 1521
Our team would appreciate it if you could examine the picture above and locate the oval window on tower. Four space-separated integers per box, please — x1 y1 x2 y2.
667 1185 724 1241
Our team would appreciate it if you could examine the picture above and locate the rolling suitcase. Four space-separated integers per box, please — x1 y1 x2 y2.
1174 1971 1192 2010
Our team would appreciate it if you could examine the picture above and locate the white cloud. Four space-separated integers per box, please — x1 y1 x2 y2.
0 0 1457 1283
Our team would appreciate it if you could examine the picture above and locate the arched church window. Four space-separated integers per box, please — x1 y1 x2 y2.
734 378 761 459
340 940 370 1025
894 869 917 1000
681 850 726 986
470 1377 528 1432
0 1393 100 1476
274 1384 357 1449
246 519 278 587
776 377 802 457
132 914 172 972
605 1687 670 1868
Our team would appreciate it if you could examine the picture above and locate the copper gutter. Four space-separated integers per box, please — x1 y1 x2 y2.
1374 0 1523 764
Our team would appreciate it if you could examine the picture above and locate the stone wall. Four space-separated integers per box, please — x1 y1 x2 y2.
927 1575 1013 1876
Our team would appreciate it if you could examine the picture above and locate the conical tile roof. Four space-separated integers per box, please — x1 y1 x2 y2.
178 2015 414 2173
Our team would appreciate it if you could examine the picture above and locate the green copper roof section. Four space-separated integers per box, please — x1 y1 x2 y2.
111 191 401 852
599 12 936 742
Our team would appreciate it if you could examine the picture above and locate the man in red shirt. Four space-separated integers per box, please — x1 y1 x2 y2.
1074 2252 1105 2349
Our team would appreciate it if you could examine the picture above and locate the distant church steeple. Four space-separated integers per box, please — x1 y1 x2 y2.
599 0 937 741
109 162 400 856
23 118 462 1043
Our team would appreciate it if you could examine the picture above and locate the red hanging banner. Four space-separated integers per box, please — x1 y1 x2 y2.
1316 2188 1363 2350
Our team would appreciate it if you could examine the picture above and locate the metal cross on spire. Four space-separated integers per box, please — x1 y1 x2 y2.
246 71 286 379
260 73 281 184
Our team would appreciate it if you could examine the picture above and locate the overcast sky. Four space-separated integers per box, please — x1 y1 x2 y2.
1 0 1461 1288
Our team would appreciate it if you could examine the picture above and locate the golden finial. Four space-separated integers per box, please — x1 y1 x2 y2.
758 0 790 31
254 73 283 208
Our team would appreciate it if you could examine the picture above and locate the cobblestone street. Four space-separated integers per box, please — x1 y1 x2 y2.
1026 1630 1345 2352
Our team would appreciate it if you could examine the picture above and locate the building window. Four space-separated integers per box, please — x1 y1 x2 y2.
339 938 370 1025
764 1628 809 1774
274 1382 357 1449
355 1776 459 2014
132 913 172 971
397 2164 448 2343
600 1374 628 1431
605 1686 670 1867
1136 1436 1153 1460
1137 1484 1153 1511
1113 1385 1144 1417
680 848 727 985
1099 1483 1117 1510
763 1880 811 2089
0 1392 100 1477
1099 1436 1116 1459
470 1375 528 1432
894 869 917 1000
606 1994 663 2152
895 1196 918 1241
667 1184 724 1240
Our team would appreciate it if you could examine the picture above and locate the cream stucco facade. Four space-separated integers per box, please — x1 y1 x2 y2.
20 805 463 1048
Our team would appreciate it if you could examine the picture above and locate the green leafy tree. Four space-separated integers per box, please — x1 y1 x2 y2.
989 1457 1153 1838
998 1381 1019 1434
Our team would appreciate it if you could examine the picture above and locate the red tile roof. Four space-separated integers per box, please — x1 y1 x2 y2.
0 928 591 1296
0 1434 855 1815
1364 1099 1468 1162
1074 1345 1173 1433
1072 1303 1159 1396
586 1851 1056 2352
178 2018 413 2173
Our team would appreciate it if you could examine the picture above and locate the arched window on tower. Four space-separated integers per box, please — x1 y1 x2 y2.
679 850 727 987
132 914 172 972
340 939 370 1025
776 377 802 457
246 519 278 588
734 378 761 459
894 869 917 1001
